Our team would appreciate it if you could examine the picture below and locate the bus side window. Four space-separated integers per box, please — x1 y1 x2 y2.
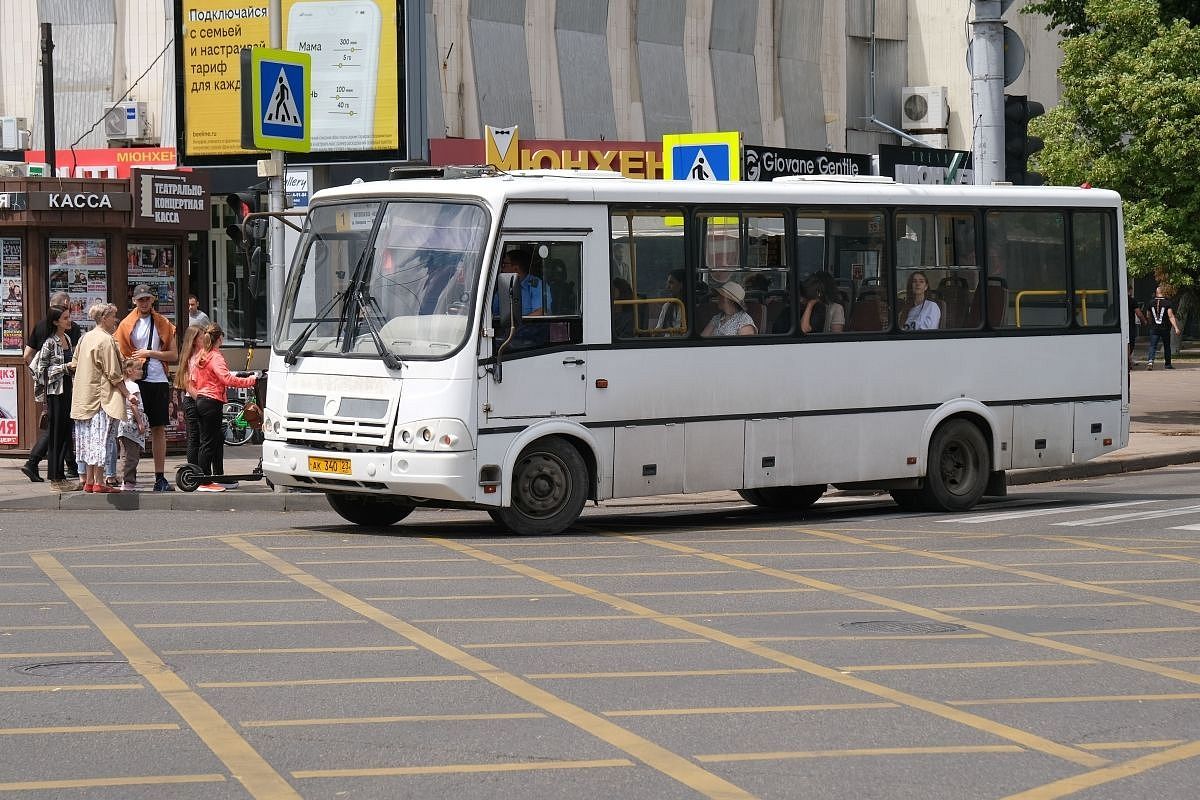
610 210 688 339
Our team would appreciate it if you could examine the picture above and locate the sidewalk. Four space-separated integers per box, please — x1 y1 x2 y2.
3 361 1198 511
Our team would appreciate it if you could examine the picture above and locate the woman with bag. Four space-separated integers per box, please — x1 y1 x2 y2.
29 307 77 491
188 323 257 492
71 303 131 494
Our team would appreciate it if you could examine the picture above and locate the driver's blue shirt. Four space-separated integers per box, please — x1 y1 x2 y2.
493 273 552 316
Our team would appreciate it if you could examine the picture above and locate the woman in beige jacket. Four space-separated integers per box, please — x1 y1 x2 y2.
70 303 130 494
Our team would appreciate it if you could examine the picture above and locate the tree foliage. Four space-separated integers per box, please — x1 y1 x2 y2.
1023 0 1200 37
1029 0 1200 286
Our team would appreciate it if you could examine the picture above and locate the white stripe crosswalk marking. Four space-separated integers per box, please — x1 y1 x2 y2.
1055 504 1200 527
1168 524 1200 531
958 501 1152 525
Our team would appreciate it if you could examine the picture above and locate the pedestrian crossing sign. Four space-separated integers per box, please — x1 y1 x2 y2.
662 132 742 181
242 47 311 153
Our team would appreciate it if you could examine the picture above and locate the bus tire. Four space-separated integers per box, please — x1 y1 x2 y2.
918 419 990 512
739 485 826 509
494 437 588 535
327 493 415 527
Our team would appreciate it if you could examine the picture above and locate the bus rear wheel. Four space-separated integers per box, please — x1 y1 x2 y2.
917 419 990 512
327 493 415 527
738 484 826 510
493 438 588 535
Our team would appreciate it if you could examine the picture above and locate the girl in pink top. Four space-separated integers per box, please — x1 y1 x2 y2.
188 323 256 492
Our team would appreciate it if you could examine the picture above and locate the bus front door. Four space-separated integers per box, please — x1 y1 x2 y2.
485 237 587 421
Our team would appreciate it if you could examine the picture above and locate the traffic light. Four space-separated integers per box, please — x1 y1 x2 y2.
224 192 257 244
1004 95 1046 185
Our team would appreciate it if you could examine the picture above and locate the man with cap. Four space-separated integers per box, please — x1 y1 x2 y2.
115 285 178 491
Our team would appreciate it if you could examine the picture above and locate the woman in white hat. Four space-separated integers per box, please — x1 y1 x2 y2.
702 280 757 337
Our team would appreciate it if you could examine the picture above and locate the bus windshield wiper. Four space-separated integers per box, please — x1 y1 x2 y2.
284 286 353 365
353 284 404 371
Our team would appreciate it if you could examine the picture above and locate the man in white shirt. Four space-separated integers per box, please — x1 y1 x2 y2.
187 295 210 328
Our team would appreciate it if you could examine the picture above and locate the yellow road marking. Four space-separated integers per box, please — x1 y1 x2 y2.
412 609 882 624
70 562 263 569
0 774 226 792
562 570 736 578
160 645 417 656
936 602 1146 611
634 533 1200 692
617 588 817 597
950 693 1200 706
264 543 438 550
363 593 571 601
412 613 636 623
0 601 67 606
860 581 1044 589
1077 740 1185 751
134 619 365 629
0 625 89 631
111 598 328 606
330 574 525 583
93 579 291 585
838 659 1096 673
1033 625 1200 637
292 758 634 779
1036 535 1200 566
223 536 759 800
198 675 476 689
1003 559 1180 567
528 668 794 680
1148 656 1200 663
696 744 1025 763
430 538 1106 769
464 638 709 650
31 553 299 800
242 712 546 728
604 702 898 717
751 633 989 642
0 723 179 735
1094 577 1200 585
0 683 143 693
293 558 468 565
0 650 112 660
515 554 690 562
1001 739 1200 799
0 529 314 558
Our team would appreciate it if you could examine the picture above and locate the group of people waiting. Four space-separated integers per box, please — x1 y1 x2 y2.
21 287 255 494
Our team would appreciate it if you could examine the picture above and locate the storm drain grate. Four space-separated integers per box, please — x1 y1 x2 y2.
15 661 172 679
840 621 966 634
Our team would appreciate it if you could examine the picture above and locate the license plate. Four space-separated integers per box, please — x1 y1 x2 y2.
309 456 352 475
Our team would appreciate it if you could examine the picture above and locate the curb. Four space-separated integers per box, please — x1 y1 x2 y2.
3 451 1200 512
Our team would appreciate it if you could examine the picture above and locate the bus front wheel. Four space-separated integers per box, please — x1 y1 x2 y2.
738 485 826 510
327 493 415 527
918 419 990 512
493 437 588 535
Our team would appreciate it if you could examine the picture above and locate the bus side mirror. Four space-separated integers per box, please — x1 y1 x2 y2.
491 273 520 384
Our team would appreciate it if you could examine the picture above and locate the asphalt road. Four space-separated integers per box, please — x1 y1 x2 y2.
2 469 1199 799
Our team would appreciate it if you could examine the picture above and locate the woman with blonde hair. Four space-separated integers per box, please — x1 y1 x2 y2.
70 303 129 493
173 324 205 467
188 323 257 492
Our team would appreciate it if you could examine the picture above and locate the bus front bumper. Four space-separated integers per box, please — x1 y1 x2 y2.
261 442 479 504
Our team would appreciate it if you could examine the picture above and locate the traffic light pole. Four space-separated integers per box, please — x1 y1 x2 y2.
970 0 1005 184
267 0 285 344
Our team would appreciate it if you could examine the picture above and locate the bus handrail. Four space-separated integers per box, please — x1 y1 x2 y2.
1014 288 1109 327
613 296 687 335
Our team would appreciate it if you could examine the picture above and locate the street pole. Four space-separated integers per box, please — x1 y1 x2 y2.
39 24 56 176
267 0 285 342
970 0 1005 184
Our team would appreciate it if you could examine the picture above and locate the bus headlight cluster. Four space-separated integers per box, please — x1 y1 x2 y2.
393 419 472 452
260 409 283 439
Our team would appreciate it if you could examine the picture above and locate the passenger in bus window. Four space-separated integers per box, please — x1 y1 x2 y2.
799 272 846 333
654 269 686 332
900 271 942 331
611 277 636 338
701 281 757 337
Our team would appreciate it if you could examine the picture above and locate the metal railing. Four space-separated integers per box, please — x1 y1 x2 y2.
1013 289 1110 327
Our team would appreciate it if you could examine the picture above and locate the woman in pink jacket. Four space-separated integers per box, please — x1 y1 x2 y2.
188 323 256 492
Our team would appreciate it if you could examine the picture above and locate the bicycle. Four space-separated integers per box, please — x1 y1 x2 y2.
220 338 264 447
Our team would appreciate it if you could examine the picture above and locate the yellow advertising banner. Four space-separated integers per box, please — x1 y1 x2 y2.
179 0 399 160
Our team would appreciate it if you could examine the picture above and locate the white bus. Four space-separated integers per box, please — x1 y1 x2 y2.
260 169 1128 534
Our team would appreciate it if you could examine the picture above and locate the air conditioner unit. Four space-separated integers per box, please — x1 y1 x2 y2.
905 132 949 150
901 86 949 131
0 117 28 150
103 101 149 141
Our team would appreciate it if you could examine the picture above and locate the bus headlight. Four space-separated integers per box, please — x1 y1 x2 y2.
393 419 472 452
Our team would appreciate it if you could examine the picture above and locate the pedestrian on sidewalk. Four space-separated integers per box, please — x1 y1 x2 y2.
28 307 77 492
115 285 177 492
117 358 149 491
71 303 131 494
20 292 81 483
173 324 205 468
1128 282 1146 370
188 323 257 493
1144 284 1182 369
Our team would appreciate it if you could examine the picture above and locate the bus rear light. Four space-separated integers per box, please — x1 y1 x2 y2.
595 379 608 388
1103 438 1112 446
483 485 497 494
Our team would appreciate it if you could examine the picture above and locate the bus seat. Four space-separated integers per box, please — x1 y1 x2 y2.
986 276 1008 326
745 299 767 333
848 296 884 332
938 276 971 328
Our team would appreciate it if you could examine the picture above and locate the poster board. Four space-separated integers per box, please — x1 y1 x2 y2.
48 238 108 331
126 244 178 322
0 239 23 352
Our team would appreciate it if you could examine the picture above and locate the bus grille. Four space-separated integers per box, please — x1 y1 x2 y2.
281 416 390 447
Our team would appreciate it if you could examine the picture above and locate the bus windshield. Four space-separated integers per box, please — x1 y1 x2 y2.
278 200 488 360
